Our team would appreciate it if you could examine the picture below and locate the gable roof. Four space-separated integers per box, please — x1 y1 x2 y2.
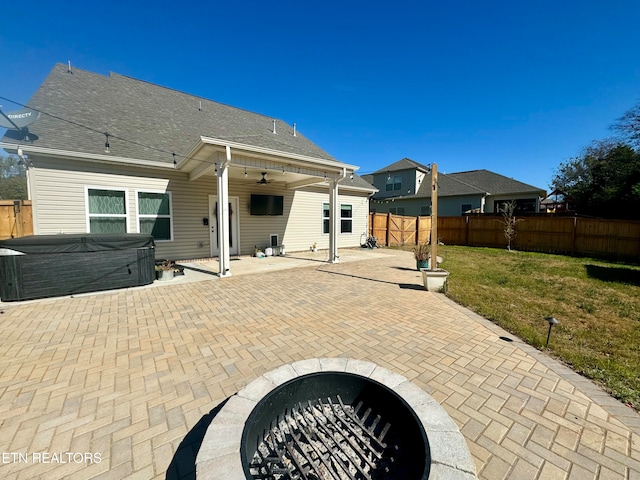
373 157 429 173
371 164 545 199
1 63 339 166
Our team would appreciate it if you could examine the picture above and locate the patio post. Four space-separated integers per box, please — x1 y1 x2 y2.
217 146 232 277
329 178 339 263
430 163 438 271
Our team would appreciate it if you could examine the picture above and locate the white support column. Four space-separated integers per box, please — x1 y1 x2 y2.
329 178 339 263
217 147 232 277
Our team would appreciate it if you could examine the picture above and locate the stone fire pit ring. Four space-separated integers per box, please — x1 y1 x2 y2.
196 358 477 479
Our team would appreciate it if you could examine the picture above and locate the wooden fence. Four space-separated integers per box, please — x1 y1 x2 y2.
0 200 33 240
369 212 640 261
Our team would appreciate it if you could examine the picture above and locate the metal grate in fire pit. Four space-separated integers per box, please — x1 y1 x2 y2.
250 396 395 480
195 358 477 480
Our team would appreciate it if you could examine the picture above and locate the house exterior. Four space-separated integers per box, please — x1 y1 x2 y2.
362 158 546 216
0 64 376 276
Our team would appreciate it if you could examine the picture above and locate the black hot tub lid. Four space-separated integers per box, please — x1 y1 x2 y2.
0 233 155 254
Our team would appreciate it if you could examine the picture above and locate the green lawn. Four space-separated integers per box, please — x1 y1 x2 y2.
415 245 640 410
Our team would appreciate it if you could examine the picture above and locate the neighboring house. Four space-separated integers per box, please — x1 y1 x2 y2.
362 158 546 216
0 64 376 276
540 189 573 213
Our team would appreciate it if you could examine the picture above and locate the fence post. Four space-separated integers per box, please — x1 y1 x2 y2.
14 201 23 238
465 215 469 246
571 216 577 255
386 213 391 247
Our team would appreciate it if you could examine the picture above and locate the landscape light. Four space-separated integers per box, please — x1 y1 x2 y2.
544 316 559 348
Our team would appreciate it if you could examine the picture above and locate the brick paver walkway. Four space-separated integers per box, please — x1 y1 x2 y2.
0 249 639 479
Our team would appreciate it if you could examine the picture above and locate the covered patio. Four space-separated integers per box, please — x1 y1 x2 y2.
177 137 369 277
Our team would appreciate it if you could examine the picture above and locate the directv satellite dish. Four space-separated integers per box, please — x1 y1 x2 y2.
0 108 40 129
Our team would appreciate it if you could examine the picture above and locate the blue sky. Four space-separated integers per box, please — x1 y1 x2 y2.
1 0 639 191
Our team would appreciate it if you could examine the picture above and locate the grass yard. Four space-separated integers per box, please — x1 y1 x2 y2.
420 245 640 410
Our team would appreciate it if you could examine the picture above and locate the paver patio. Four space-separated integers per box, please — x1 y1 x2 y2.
0 249 638 479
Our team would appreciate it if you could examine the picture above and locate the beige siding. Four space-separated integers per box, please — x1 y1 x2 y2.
30 155 370 259
281 187 369 251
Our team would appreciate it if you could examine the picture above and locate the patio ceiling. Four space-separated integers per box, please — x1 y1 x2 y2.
179 136 359 188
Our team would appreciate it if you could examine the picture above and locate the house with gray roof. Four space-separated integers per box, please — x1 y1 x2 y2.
0 64 376 275
362 158 545 216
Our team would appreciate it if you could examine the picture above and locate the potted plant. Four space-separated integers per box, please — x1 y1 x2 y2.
414 243 430 270
155 260 175 281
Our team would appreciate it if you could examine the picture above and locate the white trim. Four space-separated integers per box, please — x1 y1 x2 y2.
336 184 378 194
322 202 353 235
84 186 130 234
197 136 359 172
340 203 354 235
208 195 240 258
322 202 330 235
0 142 174 170
135 189 174 242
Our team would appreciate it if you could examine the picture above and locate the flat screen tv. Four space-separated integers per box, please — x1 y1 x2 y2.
250 194 284 216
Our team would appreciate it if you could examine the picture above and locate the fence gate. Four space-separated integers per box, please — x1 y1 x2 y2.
386 214 417 246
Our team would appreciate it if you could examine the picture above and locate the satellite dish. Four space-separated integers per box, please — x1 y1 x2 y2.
0 108 40 129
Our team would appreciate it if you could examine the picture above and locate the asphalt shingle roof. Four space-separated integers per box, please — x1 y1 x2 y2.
2 64 339 165
375 168 545 199
372 157 429 173
445 169 545 195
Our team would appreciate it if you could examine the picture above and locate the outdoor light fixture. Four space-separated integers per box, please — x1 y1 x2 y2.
172 153 177 168
104 132 110 153
244 168 247 178
544 316 559 348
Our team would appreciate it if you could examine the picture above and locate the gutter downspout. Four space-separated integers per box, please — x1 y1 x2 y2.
481 193 489 214
329 168 347 263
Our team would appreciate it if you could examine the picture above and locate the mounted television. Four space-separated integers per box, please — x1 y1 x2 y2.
250 194 284 216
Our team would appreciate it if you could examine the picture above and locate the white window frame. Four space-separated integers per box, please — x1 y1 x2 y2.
85 186 129 234
340 203 353 234
385 174 402 192
135 189 174 242
322 202 353 234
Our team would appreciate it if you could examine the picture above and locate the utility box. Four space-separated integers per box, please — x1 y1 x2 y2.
0 234 155 301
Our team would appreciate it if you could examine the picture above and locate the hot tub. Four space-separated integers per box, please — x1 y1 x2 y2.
0 233 155 301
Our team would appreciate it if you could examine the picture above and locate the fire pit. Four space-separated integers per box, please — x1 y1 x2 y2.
196 358 477 479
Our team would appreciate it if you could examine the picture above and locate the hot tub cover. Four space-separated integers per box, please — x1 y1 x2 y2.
0 234 155 254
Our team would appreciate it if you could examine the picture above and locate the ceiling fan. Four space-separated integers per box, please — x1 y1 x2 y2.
257 172 271 185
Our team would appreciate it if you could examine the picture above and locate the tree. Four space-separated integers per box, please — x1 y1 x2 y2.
551 140 640 219
0 155 27 200
501 200 522 251
612 102 640 147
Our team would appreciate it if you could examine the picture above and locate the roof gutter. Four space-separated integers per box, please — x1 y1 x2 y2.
0 142 174 170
